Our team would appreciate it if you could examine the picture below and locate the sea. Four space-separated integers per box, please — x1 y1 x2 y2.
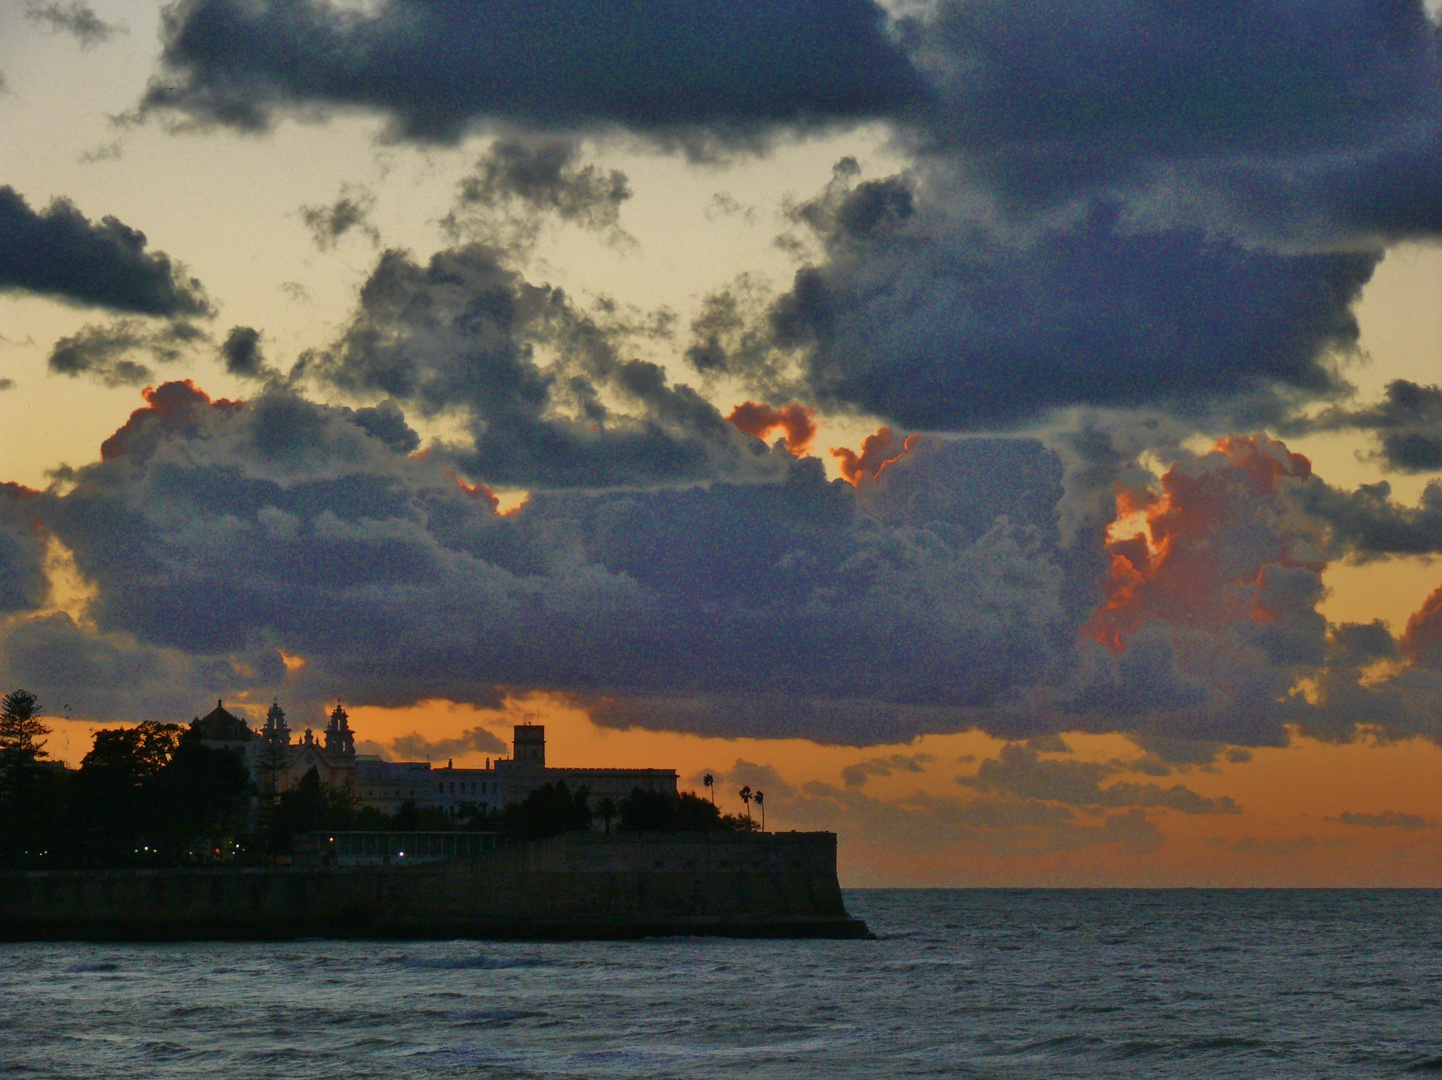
2 889 1440 1079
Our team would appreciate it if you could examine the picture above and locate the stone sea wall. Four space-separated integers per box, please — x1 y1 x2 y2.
0 832 871 941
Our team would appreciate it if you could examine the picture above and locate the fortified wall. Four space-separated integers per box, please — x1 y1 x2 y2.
0 832 870 941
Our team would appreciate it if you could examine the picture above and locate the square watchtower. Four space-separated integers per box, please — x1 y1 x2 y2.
513 724 546 768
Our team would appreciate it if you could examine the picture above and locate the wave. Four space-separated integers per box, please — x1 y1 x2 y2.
63 961 118 973
400 954 547 971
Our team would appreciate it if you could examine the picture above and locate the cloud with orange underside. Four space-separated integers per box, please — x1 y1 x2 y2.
724 401 817 456
99 380 242 461
830 425 921 487
1086 434 1325 650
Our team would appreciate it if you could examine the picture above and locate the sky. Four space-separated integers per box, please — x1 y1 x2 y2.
4 0 1442 886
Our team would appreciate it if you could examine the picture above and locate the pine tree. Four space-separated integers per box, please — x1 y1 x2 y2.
0 689 47 863
0 689 46 764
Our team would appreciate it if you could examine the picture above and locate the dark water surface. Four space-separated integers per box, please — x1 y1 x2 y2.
2 890 1440 1078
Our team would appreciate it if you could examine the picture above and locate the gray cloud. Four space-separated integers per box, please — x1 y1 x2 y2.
704 759 1164 857
132 0 1442 441
445 139 632 253
299 186 379 251
0 187 211 316
14 389 1426 747
219 325 272 380
1233 836 1347 857
960 744 1241 815
0 611 267 725
1306 380 1442 472
388 726 508 762
1326 810 1436 830
0 485 46 615
24 1 120 49
768 185 1374 429
311 243 787 488
1301 477 1442 560
139 0 923 150
18 392 1096 736
841 753 933 788
48 319 209 386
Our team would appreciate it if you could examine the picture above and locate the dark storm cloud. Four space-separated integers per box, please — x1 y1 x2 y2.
0 611 264 725
11 389 1437 744
760 2 1442 429
140 0 924 147
136 1 1442 431
769 193 1375 429
48 319 209 386
311 243 784 488
25 396 1093 739
24 1 121 49
0 485 46 615
0 186 210 316
903 0 1442 239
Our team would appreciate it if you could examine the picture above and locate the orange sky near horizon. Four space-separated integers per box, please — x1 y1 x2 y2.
37 689 1442 888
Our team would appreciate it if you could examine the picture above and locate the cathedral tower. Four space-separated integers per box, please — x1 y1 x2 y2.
324 702 355 756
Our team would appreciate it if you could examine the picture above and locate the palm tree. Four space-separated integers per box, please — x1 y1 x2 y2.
754 790 764 832
596 796 618 834
703 773 715 804
739 785 753 824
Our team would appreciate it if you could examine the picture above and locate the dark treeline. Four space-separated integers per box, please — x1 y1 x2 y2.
0 692 755 869
504 781 757 841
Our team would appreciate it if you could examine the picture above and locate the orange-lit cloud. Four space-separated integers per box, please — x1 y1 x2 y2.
1400 580 1442 668
446 468 500 512
278 650 307 674
445 470 527 516
1086 435 1324 650
99 380 242 461
831 426 921 487
724 401 817 456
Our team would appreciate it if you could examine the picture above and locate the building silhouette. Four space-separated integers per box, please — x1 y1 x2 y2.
195 701 676 815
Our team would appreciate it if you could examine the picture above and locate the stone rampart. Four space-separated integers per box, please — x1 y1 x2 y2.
0 832 870 941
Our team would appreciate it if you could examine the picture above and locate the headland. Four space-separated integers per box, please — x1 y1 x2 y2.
0 831 872 941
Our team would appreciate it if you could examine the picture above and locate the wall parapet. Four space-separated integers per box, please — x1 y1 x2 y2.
0 832 869 941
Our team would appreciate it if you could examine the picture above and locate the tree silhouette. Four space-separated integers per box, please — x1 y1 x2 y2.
596 795 618 834
0 689 52 863
502 781 592 841
0 689 46 763
703 772 714 804
754 789 765 832
739 785 753 824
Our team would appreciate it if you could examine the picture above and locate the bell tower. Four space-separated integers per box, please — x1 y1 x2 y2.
324 702 355 756
262 700 290 751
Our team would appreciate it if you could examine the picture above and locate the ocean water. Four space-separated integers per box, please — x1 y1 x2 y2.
2 890 1440 1079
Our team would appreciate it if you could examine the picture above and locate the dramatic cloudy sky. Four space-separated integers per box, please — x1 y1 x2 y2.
5 0 1442 884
